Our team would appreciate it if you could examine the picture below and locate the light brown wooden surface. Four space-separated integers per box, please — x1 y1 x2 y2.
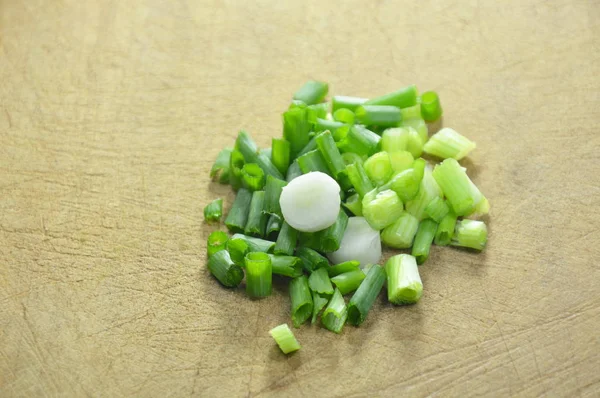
1 1 599 397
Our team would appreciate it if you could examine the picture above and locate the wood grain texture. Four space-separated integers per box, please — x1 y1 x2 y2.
1 0 599 396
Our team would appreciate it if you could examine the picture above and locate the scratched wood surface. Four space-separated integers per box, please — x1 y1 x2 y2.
1 0 599 397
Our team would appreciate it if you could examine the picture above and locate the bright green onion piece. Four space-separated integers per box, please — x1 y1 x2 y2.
364 152 393 186
336 125 381 157
300 209 349 253
203 198 223 222
315 118 345 135
307 103 329 125
225 238 249 265
389 151 414 173
230 233 275 253
362 189 404 230
266 215 282 238
264 176 287 217
423 127 476 160
308 267 334 297
328 260 361 277
411 218 438 264
207 250 244 288
451 219 488 250
347 264 386 326
381 127 408 153
293 80 328 105
229 149 245 190
385 254 423 305
296 247 329 273
283 107 310 158
210 148 232 184
269 324 301 354
434 211 457 246
331 270 366 295
406 168 442 220
274 222 297 255
286 161 302 182
268 254 303 278
400 104 422 121
365 85 418 108
401 118 428 144
381 212 419 249
290 275 313 327
321 288 348 333
346 162 374 198
207 231 228 258
333 108 355 124
332 95 368 112
315 131 346 178
224 188 253 232
244 191 267 237
420 91 443 122
289 99 307 109
297 137 318 159
241 163 265 191
297 150 331 175
311 291 329 324
271 138 291 176
432 158 483 216
425 197 450 222
343 193 363 216
245 252 272 298
355 105 402 127
235 131 283 180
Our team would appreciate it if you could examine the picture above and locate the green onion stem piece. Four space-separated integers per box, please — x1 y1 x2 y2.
365 85 418 108
274 222 298 255
269 324 301 354
406 168 442 220
203 198 223 222
400 104 422 121
308 267 334 297
293 80 328 105
386 254 423 305
241 163 265 191
388 151 414 174
225 238 249 265
260 147 272 159
420 91 443 122
331 270 366 295
311 291 329 324
327 260 360 277
401 118 428 144
207 231 228 258
411 218 438 264
300 209 348 253
230 233 275 253
283 107 311 158
296 247 329 272
347 264 386 326
333 108 355 124
321 288 348 333
343 193 363 216
272 138 291 176
412 158 426 182
332 95 368 112
315 118 345 135
245 252 272 298
423 128 476 161
425 197 450 222
264 176 287 217
289 99 307 109
297 150 331 175
362 189 404 230
355 105 403 127
404 127 424 158
290 275 313 327
450 219 488 250
235 131 283 180
468 195 490 217
432 158 483 216
337 125 381 157
434 211 457 246
341 152 365 166
381 127 408 153
315 131 346 178
207 250 244 288
364 152 393 186
381 212 420 249
297 137 318 158
268 254 303 278
244 191 267 237
346 162 374 198
266 215 282 238
286 161 302 182
307 103 329 125
210 148 232 184
229 149 245 190
224 188 253 232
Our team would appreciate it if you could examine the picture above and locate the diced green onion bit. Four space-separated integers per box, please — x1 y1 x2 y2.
342 152 365 166
468 195 490 217
203 198 223 222
286 161 302 182
362 189 404 230
269 324 301 354
381 128 408 153
231 233 276 253
315 131 346 178
381 168 421 203
307 103 329 125
207 231 228 258
425 197 450 222
261 147 272 159
420 91 443 122
327 260 360 277
290 275 313 327
401 118 428 145
322 288 348 333
311 291 329 324
347 264 386 326
289 99 307 109
274 222 297 255
207 250 244 288
337 125 381 157
434 211 457 246
297 150 331 175
229 149 245 190
333 108 355 124
331 270 366 295
264 176 287 217
283 107 310 158
343 193 363 216
296 247 329 273
308 267 334 297
364 152 393 186
388 151 414 174
424 128 475 161
224 188 252 232
297 137 318 158
365 85 418 109
225 238 249 265
245 252 272 298
241 163 265 191
293 80 329 105
381 212 419 248
355 105 402 128
411 219 438 264
271 138 291 176
268 254 303 278
244 191 267 237
210 148 232 184
432 158 483 216
346 162 374 198
385 254 423 305
236 131 283 180
451 219 488 251
400 104 422 121
266 215 282 238
406 168 442 220
315 118 345 135
332 95 368 112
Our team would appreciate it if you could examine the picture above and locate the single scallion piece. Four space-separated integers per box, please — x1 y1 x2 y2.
225 237 249 265
272 138 291 176
289 99 307 109
450 219 488 250
406 168 442 220
230 233 275 253
260 147 272 159
404 127 424 158
333 108 355 124
364 152 393 186
381 127 409 153
306 103 329 125
434 210 457 246
286 161 302 182
307 209 349 253
385 254 423 305
401 118 428 144
296 247 329 273
236 131 283 180
327 261 360 277
297 149 331 175
420 91 443 122
343 193 363 216
210 148 232 184
355 105 403 127
381 212 420 249
389 150 414 173
400 104 422 121
204 198 223 222
289 275 313 327
432 158 483 216
241 163 265 191
347 264 386 326
425 197 450 222
468 195 490 217
207 250 244 288
411 218 438 264
341 152 365 166
269 324 301 354
381 168 421 203
331 270 366 295
321 288 348 333
337 125 381 157
365 85 418 109
224 188 253 232
264 176 287 217
293 80 328 105
327 217 381 267
332 95 368 112
229 149 245 190
266 215 282 238
346 162 374 198
244 191 267 237
315 118 345 135
207 230 228 258
311 291 329 324
274 222 297 255
362 189 404 230
315 130 346 178
245 252 272 298
283 107 310 158
308 267 334 297
268 254 303 278
423 127 476 161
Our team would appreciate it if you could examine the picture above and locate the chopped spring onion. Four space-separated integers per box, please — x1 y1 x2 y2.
425 197 450 222
381 127 409 153
315 118 346 135
204 198 223 222
269 324 301 354
364 152 393 186
315 130 346 178
241 163 265 191
332 95 368 112
333 108 355 124
286 161 302 182
245 252 272 298
389 150 414 173
297 137 318 158
266 215 282 238
362 189 404 230
331 270 366 295
301 209 348 253
231 233 275 253
343 193 363 216
264 176 287 217
289 275 313 327
268 254 303 278
337 125 381 157
411 218 438 264
381 212 419 249
225 237 249 265
207 250 244 288
468 195 490 217
210 148 232 184
406 168 442 220
327 260 360 277
322 288 348 333
432 158 483 216
385 254 423 305
260 147 272 159
341 152 365 166
297 150 331 176
346 162 374 198
279 171 341 233
400 104 422 121
293 80 329 105
307 103 329 125
401 118 428 145
296 247 329 273
347 264 386 326
224 188 253 233
404 127 424 158
229 149 245 190
308 267 334 297
327 217 381 266
434 210 457 246
272 138 291 176
274 222 297 255
420 91 443 122
365 85 418 109
423 128 475 160
381 168 421 203
207 231 228 258
450 219 488 250
311 291 329 324
289 99 307 109
244 191 268 237
283 107 310 158
236 131 283 180
355 105 403 128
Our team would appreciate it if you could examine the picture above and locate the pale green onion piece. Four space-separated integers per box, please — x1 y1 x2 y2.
405 168 442 220
401 118 428 144
381 168 421 203
423 128 476 160
346 162 374 198
364 152 393 186
381 212 419 249
321 288 348 333
411 218 438 264
425 196 450 222
388 151 414 173
385 254 423 305
400 104 422 121
432 158 483 216
343 193 363 216
362 189 404 230
381 127 408 153
434 211 457 246
269 324 301 354
450 219 488 250
327 217 381 266
467 195 490 218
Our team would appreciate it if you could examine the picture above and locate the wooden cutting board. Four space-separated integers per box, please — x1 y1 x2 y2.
1 1 598 396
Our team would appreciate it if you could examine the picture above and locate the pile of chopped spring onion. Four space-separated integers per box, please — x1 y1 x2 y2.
206 81 489 354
